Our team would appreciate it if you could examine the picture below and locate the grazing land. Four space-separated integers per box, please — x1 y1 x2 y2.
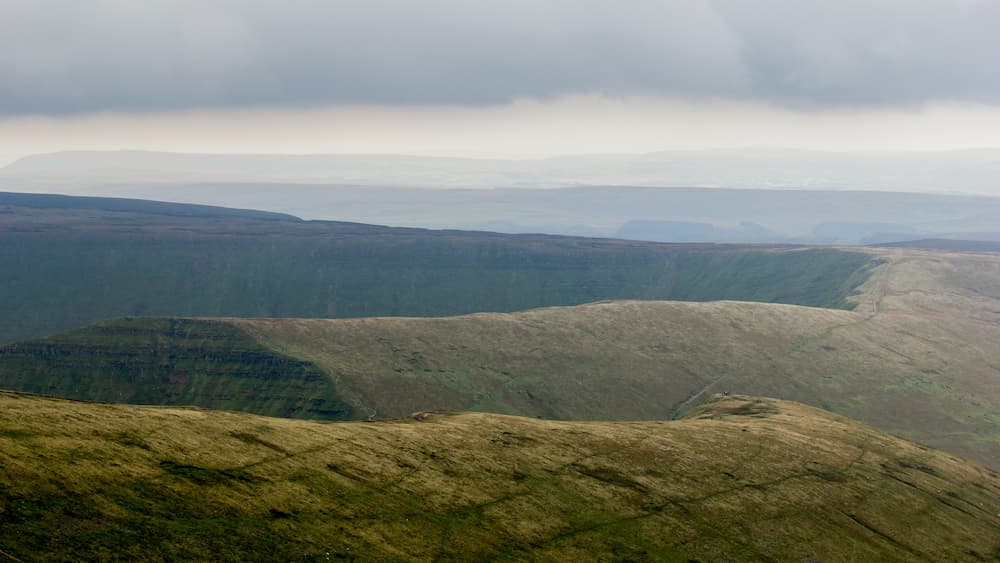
3 244 999 469
230 246 1000 468
0 192 875 343
0 392 997 562
1 194 998 468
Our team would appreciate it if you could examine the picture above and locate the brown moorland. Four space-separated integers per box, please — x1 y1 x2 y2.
0 391 997 561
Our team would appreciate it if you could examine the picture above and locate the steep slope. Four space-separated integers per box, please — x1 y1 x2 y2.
0 392 997 562
2 248 998 468
232 294 1000 468
233 300 859 421
0 318 350 419
0 192 876 343
232 248 1000 468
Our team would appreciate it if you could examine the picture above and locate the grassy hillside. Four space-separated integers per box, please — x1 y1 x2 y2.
231 248 1000 469
0 193 876 343
2 248 998 468
0 318 349 419
234 301 859 420
232 300 1000 469
1 392 997 562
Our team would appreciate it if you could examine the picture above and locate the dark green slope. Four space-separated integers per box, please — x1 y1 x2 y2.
0 193 876 342
0 318 350 419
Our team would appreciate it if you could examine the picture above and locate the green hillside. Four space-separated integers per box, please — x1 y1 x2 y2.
2 248 998 468
0 317 350 420
1 392 996 562
230 248 1000 470
230 297 1000 469
0 193 875 343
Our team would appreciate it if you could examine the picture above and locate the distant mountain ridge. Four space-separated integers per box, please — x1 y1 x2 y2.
0 192 876 343
6 148 1000 194
0 191 299 221
6 151 1000 243
3 244 1000 468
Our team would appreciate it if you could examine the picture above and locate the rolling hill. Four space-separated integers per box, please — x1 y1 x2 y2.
0 191 876 343
1 392 997 561
3 245 998 469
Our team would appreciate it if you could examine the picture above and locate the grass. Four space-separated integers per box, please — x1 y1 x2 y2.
3 247 998 470
227 248 1000 470
0 200 874 343
0 391 997 561
0 317 351 420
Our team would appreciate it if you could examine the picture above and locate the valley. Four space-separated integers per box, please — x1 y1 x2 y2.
1 193 999 561
7 5 1000 560
3 223 998 469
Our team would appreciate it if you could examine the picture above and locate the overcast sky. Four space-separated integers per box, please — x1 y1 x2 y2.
2 0 1000 163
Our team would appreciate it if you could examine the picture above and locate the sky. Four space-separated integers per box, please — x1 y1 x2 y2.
2 0 1000 165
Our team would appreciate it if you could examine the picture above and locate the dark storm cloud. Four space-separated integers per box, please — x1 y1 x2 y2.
2 0 999 115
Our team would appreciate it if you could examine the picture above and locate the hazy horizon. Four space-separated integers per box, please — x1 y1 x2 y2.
4 1 1000 239
3 1 1000 175
6 146 1000 198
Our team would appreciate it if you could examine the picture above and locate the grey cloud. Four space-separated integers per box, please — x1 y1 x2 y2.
2 0 999 115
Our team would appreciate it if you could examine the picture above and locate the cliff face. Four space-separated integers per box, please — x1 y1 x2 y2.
0 197 876 343
0 317 351 420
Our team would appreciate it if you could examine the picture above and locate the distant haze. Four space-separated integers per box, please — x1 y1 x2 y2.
6 148 1000 194
4 99 1000 167
4 149 1000 244
2 2 1000 163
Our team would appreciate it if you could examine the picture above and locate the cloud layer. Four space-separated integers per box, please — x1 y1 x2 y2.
3 0 999 115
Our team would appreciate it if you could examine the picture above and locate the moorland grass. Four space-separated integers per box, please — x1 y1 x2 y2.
0 392 997 561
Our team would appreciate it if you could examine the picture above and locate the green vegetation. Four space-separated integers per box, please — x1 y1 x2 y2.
230 293 1000 469
0 392 996 561
0 318 349 419
0 196 875 342
2 248 998 468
